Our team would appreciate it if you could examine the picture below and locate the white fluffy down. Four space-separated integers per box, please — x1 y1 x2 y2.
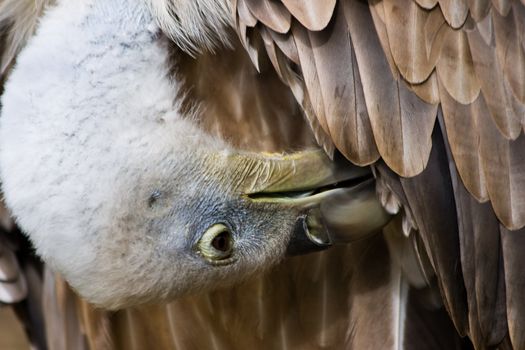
0 0 295 309
0 0 302 308
0 0 226 306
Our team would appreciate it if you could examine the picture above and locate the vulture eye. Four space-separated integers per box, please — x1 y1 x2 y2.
197 224 235 264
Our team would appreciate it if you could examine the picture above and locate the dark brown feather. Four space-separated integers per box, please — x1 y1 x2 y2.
501 226 525 350
306 5 379 165
382 0 438 84
492 0 512 15
475 95 525 230
467 25 522 140
497 6 525 105
292 23 331 138
237 0 257 28
268 30 299 65
436 28 481 104
375 124 469 336
345 0 437 177
441 115 508 347
467 0 492 21
438 0 469 28
415 0 439 9
439 87 489 202
408 72 441 105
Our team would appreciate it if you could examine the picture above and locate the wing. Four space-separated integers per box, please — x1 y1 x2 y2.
235 0 525 229
234 0 525 348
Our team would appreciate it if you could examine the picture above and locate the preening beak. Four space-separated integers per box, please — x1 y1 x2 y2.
235 150 392 256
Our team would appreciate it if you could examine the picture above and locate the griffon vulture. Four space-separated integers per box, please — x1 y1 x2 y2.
0 0 524 349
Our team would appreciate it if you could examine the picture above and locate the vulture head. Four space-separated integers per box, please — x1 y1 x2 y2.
0 0 389 308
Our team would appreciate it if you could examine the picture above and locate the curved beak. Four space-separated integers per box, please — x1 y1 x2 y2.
235 150 392 256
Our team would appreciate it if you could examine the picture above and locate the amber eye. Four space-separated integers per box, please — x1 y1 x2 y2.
197 224 234 264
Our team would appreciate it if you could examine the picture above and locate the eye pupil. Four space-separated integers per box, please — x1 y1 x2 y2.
212 231 231 252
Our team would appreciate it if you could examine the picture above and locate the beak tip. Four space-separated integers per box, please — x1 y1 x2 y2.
285 215 332 257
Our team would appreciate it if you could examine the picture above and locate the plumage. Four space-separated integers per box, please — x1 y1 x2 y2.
467 24 522 140
381 0 437 84
439 0 469 28
436 28 481 104
232 1 525 347
1 0 525 349
345 0 438 177
244 0 290 34
501 226 525 350
440 89 489 202
280 0 336 32
468 0 492 21
493 6 525 106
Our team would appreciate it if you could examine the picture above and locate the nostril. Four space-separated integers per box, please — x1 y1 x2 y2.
147 190 162 208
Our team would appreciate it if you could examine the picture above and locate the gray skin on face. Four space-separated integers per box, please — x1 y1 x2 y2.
0 0 389 309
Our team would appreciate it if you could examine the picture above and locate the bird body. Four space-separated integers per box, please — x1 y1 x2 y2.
0 0 524 349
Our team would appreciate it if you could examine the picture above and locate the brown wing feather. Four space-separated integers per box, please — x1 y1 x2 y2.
292 24 331 138
441 118 509 347
381 0 438 84
440 88 489 202
280 0 336 31
436 28 481 104
498 5 525 104
468 0 492 21
453 167 508 347
237 0 257 27
415 0 439 9
235 0 525 230
475 95 525 230
438 0 469 28
234 2 525 348
467 23 522 140
298 6 379 165
501 226 525 350
493 0 513 15
345 0 437 177
244 0 291 34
